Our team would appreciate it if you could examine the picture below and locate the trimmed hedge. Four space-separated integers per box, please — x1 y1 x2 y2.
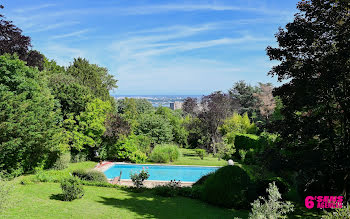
72 169 107 183
202 165 252 208
234 134 259 151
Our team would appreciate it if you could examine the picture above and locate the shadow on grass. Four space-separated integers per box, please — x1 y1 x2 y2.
97 192 248 219
49 194 64 201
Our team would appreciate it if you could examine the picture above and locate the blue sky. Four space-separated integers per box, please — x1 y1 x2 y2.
3 0 299 95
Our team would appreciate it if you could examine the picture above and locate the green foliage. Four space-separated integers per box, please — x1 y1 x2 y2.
248 182 294 219
64 98 111 151
60 177 85 201
47 72 92 117
156 107 189 146
150 144 181 163
153 180 181 197
229 81 260 117
238 149 248 162
234 134 259 151
135 113 173 144
0 55 65 174
130 169 150 188
220 112 257 135
193 173 214 186
322 203 350 219
52 153 71 170
66 57 117 101
117 98 154 115
266 0 350 199
71 169 107 183
100 134 148 163
194 149 206 160
202 165 252 208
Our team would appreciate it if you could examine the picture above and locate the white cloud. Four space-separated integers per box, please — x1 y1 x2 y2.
51 29 90 39
13 3 57 13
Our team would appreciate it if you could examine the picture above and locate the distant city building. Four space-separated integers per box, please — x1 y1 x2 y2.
170 101 183 110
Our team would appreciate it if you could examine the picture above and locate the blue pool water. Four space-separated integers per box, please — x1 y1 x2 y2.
104 164 219 182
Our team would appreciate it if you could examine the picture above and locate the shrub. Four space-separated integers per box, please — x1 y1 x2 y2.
72 169 107 183
193 173 214 186
153 180 181 197
70 153 87 163
194 149 206 160
178 185 204 199
150 144 181 163
60 177 84 201
52 153 71 170
101 135 148 163
248 182 294 219
322 203 350 219
202 165 252 208
234 134 259 151
255 177 290 200
130 169 150 188
238 149 248 162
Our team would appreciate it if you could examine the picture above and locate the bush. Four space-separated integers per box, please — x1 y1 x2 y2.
202 165 252 208
72 169 107 183
130 169 150 188
234 134 259 151
322 203 350 219
194 149 206 160
255 177 290 199
149 144 181 163
248 182 294 219
52 153 71 170
101 135 148 163
60 177 84 201
153 180 181 197
178 185 204 199
193 173 213 186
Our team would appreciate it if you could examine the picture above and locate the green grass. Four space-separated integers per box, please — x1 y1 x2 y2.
2 182 248 219
147 148 226 166
20 162 97 183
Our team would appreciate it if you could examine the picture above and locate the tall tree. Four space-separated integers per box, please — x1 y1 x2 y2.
66 58 117 101
199 91 232 153
229 81 260 117
267 0 350 200
0 6 44 69
253 83 276 122
182 97 200 116
0 55 64 174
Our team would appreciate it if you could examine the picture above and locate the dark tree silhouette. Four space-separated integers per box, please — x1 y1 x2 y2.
0 5 44 69
267 0 350 200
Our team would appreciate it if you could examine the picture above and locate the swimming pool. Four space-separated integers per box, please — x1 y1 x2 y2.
103 164 219 182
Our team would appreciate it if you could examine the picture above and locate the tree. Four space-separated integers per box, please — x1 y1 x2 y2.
64 98 111 159
229 81 260 116
266 0 350 200
156 107 189 146
103 113 131 142
199 91 232 153
66 58 117 101
135 113 173 144
0 7 44 69
0 55 64 174
182 97 200 116
253 83 276 122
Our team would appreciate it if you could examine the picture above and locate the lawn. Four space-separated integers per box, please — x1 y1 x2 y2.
1 161 323 219
1 182 248 219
